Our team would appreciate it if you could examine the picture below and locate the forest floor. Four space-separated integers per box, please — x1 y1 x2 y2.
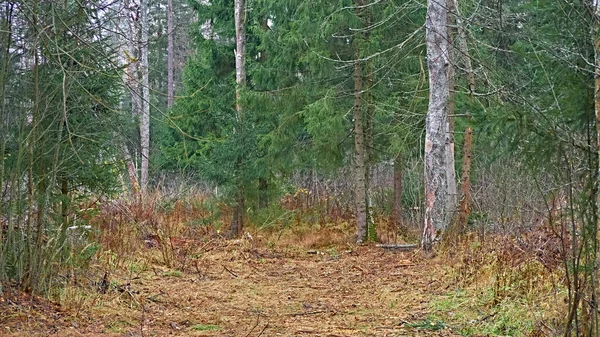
1 233 561 337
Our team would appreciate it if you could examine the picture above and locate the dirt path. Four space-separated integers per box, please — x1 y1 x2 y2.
2 243 459 336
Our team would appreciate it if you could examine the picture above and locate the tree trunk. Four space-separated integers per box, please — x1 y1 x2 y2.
234 0 246 107
0 2 13 260
422 0 450 251
230 0 246 238
353 59 367 243
592 8 600 337
167 0 174 108
124 0 141 196
140 0 150 192
452 0 475 94
364 8 375 241
445 1 457 220
121 143 140 198
393 155 403 229
456 127 472 234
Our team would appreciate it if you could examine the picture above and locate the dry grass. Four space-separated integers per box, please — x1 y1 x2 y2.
0 195 568 337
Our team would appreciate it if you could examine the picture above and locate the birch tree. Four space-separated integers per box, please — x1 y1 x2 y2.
422 0 450 250
230 0 247 237
140 0 150 191
167 0 174 108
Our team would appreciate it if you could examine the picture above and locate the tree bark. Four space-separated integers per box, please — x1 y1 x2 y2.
456 127 472 234
235 0 246 107
393 155 403 229
0 2 13 256
422 0 450 251
446 0 457 220
353 58 367 243
452 0 475 94
364 7 375 241
592 8 600 337
124 0 142 196
167 0 174 108
140 0 150 192
230 0 247 238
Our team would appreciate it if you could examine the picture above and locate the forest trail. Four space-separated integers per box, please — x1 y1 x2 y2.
2 243 460 337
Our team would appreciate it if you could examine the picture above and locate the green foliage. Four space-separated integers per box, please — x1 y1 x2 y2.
0 0 123 294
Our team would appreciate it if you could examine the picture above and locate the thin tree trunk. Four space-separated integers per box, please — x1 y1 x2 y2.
0 2 13 264
167 0 174 108
230 0 246 237
393 155 403 229
452 0 475 94
140 0 150 192
591 7 600 337
353 58 367 243
422 0 450 251
124 0 141 196
364 4 376 241
121 143 140 198
456 127 472 234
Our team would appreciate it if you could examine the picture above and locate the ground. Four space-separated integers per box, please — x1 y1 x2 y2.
0 237 562 337
0 240 470 337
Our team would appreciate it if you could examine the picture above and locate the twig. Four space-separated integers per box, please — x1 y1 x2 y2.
376 244 418 250
288 310 327 317
257 323 269 337
223 265 238 278
244 313 260 337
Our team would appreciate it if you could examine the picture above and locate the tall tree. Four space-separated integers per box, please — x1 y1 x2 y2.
140 0 150 191
422 0 450 250
167 0 174 108
230 0 247 237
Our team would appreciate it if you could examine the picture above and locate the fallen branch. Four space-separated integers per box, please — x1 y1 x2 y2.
376 244 418 250
223 265 239 278
288 310 328 317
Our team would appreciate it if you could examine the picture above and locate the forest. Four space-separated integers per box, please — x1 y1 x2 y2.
0 0 598 336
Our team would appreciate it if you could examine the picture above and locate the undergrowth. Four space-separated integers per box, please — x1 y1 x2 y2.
431 231 567 336
36 190 570 337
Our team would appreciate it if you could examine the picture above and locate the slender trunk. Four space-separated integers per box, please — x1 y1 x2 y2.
0 3 13 265
122 143 140 198
393 155 403 229
364 6 376 242
258 178 268 209
591 8 600 337
234 0 246 107
140 0 150 192
353 59 367 243
125 0 141 195
230 0 246 237
422 0 450 251
452 0 475 94
456 127 472 234
29 0 44 291
167 0 174 108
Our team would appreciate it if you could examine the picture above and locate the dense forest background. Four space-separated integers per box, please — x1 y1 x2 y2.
1 0 599 335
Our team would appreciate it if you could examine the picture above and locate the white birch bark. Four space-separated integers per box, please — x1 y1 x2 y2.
422 0 450 250
167 0 174 108
235 0 246 109
230 0 246 237
140 0 150 192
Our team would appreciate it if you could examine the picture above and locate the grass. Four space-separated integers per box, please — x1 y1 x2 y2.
162 270 184 277
105 319 132 333
191 324 221 331
1 193 569 337
406 318 447 331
